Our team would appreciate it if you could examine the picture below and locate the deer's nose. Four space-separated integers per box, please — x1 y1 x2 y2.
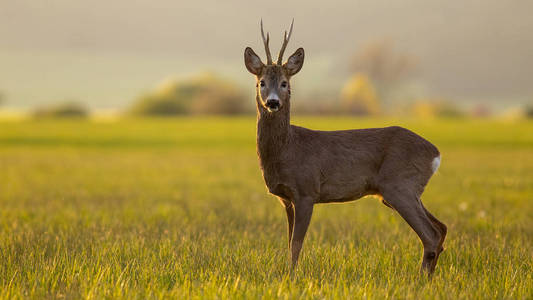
266 99 280 110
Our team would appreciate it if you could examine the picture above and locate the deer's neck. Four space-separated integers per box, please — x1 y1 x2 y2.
256 96 291 167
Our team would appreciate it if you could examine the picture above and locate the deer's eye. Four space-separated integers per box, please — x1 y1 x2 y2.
281 81 288 88
259 80 265 88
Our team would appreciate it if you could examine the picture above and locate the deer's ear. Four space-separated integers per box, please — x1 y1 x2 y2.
244 47 264 75
284 48 304 76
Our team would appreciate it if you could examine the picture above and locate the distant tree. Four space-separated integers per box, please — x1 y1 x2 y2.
350 40 417 110
33 101 89 118
340 73 380 115
410 99 464 119
470 104 492 118
525 103 533 118
410 101 435 119
131 92 188 116
130 73 250 116
350 40 416 87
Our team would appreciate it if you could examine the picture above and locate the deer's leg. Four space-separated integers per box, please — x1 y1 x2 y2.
422 204 447 255
290 200 314 271
382 190 443 277
279 198 294 250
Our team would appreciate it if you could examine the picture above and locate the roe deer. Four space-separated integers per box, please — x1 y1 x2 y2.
243 20 447 276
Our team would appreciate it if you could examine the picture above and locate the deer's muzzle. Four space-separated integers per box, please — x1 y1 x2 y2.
265 99 280 111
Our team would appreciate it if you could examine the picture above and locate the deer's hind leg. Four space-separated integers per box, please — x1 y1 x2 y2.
422 204 447 255
381 187 443 276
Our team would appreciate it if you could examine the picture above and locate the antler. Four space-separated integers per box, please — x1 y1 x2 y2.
260 19 273 65
277 19 294 65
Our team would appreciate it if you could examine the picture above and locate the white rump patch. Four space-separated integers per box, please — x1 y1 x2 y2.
431 156 441 174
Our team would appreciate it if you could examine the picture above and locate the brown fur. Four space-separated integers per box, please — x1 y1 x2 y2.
244 25 447 277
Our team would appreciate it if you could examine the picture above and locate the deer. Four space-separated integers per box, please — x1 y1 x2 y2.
243 20 447 277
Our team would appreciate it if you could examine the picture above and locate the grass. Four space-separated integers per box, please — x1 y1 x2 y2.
0 117 532 299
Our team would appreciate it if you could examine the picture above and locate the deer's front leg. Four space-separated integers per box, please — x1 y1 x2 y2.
290 199 314 271
279 198 294 249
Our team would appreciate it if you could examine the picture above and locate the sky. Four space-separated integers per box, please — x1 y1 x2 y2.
1 0 532 109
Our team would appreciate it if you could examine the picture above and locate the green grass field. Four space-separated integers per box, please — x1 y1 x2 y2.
0 117 532 299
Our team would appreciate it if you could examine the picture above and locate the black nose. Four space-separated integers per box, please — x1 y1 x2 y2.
266 99 280 109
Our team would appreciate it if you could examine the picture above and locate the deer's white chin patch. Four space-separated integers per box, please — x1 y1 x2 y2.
267 107 279 112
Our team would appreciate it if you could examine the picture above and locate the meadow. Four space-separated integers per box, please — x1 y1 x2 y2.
0 117 531 299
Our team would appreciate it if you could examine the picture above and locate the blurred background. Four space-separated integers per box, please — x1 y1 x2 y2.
1 0 533 119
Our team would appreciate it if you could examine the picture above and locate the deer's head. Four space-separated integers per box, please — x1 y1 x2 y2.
244 20 304 113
